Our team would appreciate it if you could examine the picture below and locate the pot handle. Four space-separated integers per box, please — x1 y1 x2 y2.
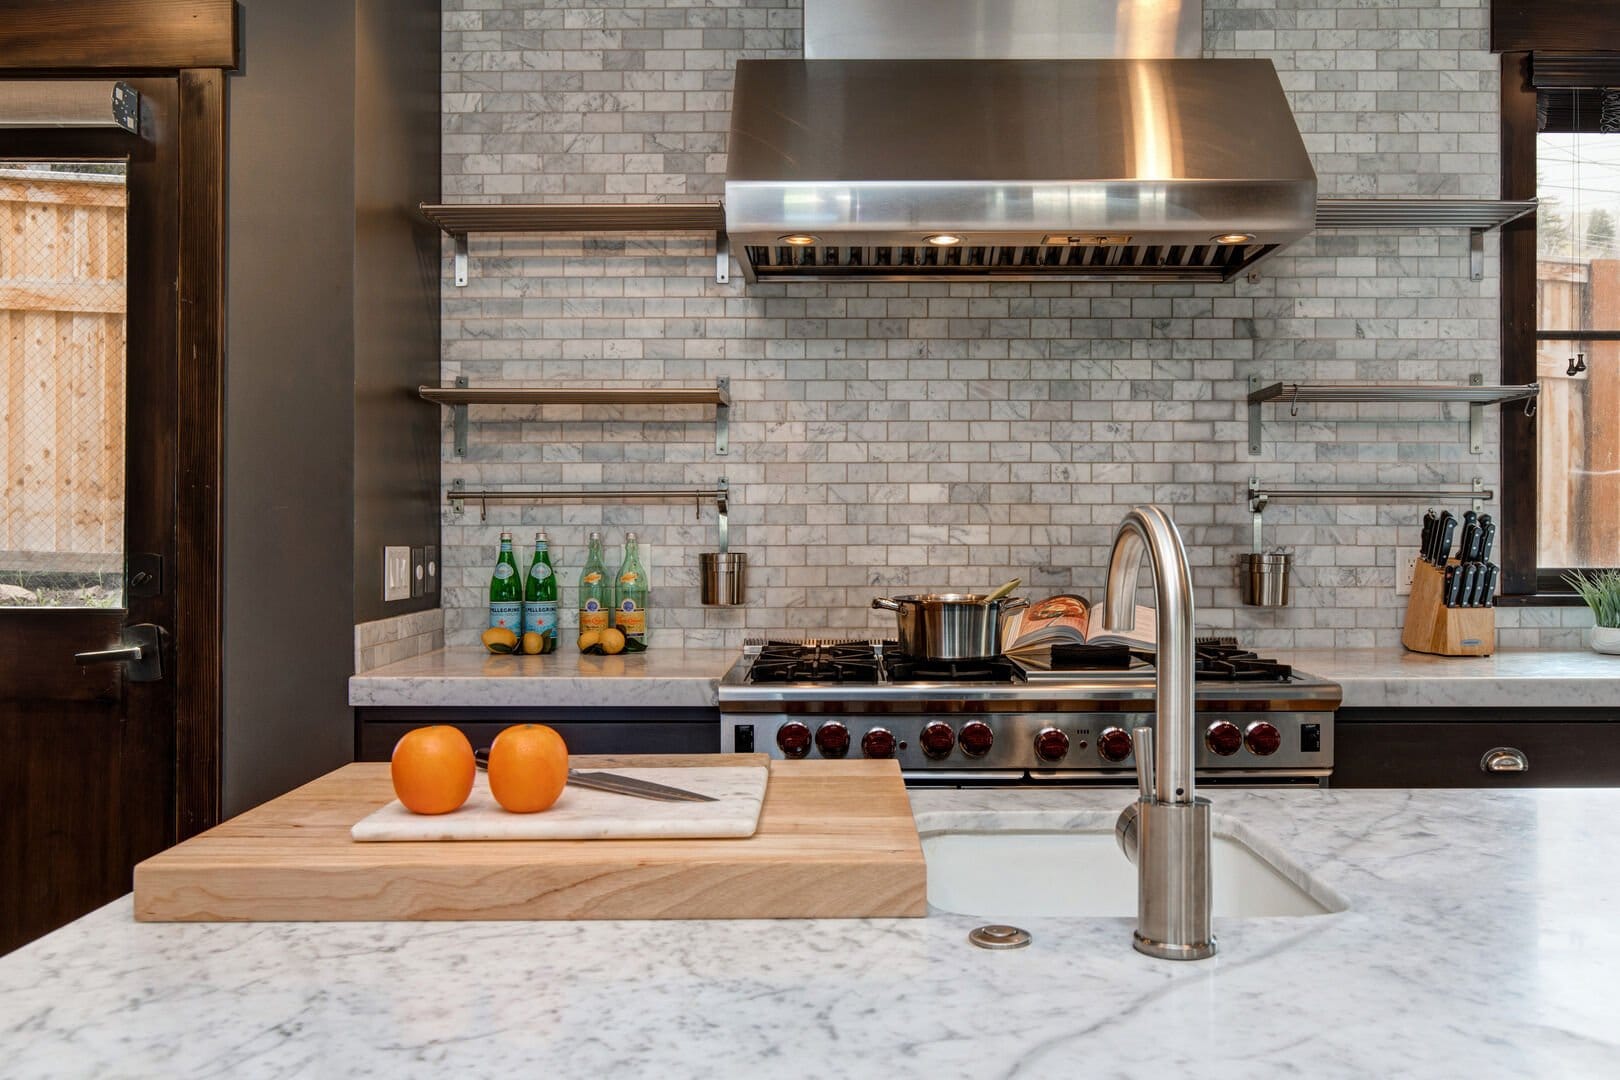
998 596 1029 614
872 597 902 612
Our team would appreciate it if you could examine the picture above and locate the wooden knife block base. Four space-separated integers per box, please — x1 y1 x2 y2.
1401 559 1494 656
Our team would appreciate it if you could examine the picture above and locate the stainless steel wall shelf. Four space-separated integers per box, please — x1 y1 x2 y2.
1246 375 1540 456
420 377 731 456
448 477 728 525
419 201 729 287
1313 198 1536 280
1247 477 1493 552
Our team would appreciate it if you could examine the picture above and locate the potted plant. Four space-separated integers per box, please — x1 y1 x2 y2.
1564 569 1620 655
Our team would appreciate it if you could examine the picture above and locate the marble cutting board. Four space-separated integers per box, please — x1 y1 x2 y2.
350 766 769 841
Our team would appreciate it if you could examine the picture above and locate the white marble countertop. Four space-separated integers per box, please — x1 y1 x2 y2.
1275 647 1620 709
351 644 1620 713
4 785 1618 1078
348 646 736 709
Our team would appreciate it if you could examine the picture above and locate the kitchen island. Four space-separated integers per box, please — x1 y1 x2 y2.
3 786 1616 1078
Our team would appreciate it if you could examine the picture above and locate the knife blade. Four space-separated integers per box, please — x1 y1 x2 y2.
1482 563 1499 606
473 749 718 803
1419 509 1438 564
1478 516 1497 563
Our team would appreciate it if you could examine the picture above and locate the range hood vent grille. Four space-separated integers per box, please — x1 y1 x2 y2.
742 241 1280 283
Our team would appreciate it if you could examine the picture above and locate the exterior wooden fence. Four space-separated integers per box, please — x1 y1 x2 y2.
0 168 127 576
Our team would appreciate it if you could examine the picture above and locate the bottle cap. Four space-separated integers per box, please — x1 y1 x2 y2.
589 531 602 540
499 530 512 540
625 531 637 540
535 530 548 542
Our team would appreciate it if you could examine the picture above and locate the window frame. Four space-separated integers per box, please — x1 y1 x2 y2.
1498 51 1620 603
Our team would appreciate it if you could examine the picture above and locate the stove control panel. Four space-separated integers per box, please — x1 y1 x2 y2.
722 711 1332 778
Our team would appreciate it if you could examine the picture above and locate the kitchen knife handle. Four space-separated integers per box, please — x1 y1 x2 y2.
1420 510 1438 563
1483 563 1499 607
1479 519 1497 564
1443 566 1459 607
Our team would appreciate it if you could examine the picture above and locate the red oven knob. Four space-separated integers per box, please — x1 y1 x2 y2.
1205 720 1243 757
1097 726 1133 764
815 721 851 759
861 727 896 759
959 721 994 758
919 721 956 760
1245 721 1282 757
1033 727 1070 763
776 721 812 759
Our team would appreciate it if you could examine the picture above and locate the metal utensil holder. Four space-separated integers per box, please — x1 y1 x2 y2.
1238 552 1292 607
700 479 747 606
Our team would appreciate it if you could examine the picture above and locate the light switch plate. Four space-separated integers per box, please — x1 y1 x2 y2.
384 546 411 602
410 547 425 598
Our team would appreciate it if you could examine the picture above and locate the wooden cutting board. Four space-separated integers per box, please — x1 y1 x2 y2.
134 755 927 922
351 765 769 841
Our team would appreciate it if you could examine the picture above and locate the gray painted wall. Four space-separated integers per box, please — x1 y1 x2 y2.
354 0 442 625
225 0 439 816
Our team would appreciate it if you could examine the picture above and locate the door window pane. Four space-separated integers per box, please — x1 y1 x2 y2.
1536 339 1620 569
0 162 127 608
1537 130 1620 334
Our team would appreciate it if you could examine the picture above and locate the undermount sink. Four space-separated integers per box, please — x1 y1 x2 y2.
923 828 1344 919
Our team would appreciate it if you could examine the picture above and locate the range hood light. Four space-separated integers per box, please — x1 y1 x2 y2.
924 233 963 245
1213 232 1256 245
779 233 819 246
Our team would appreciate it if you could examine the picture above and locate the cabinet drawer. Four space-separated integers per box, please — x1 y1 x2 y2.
1334 711 1620 787
355 706 720 762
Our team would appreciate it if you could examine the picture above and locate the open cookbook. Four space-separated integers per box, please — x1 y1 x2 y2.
1002 594 1158 656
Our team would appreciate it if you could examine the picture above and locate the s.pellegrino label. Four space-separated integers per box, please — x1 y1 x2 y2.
523 532 559 639
489 531 523 632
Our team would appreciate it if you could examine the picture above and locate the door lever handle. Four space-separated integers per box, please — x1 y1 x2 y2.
72 624 166 682
74 645 145 664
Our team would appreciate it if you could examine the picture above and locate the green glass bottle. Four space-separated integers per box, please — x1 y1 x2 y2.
578 531 611 638
613 530 650 645
488 530 522 633
523 530 558 648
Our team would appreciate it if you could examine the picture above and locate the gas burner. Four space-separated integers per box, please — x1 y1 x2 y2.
748 641 880 684
1192 642 1293 682
883 654 1026 685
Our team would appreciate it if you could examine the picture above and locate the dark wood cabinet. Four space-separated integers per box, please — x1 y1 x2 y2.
1333 708 1620 787
356 707 720 762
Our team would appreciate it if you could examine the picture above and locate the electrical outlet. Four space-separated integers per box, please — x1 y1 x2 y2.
1395 553 1418 596
383 546 411 602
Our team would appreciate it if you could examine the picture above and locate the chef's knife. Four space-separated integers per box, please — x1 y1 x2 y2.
1478 516 1497 563
473 749 718 802
1482 563 1499 606
1458 511 1480 562
1460 562 1481 606
1433 511 1457 566
1419 510 1438 564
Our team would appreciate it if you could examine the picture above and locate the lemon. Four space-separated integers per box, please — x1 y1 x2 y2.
598 627 626 655
482 627 519 653
521 631 545 655
578 630 602 652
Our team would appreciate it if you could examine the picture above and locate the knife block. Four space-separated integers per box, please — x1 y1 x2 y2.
1401 560 1494 656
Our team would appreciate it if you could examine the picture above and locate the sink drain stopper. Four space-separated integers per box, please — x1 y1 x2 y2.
968 924 1031 950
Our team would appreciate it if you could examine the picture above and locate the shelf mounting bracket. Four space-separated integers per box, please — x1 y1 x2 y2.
1472 476 1485 515
1468 373 1484 453
1247 374 1263 457
1469 228 1485 282
452 375 469 457
715 377 731 455
715 231 730 285
453 233 469 288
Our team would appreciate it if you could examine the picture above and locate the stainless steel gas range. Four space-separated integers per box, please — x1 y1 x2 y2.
718 639 1341 785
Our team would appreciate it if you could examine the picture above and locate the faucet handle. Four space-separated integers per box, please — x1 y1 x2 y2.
1133 725 1155 801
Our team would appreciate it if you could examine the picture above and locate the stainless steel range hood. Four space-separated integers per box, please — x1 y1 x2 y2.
724 58 1317 284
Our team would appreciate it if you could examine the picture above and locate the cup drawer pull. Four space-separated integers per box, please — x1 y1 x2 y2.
1481 747 1529 773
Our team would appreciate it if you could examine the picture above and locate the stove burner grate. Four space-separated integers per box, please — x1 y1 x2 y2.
748 640 881 684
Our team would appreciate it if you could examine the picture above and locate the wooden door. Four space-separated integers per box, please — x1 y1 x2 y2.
0 79 181 954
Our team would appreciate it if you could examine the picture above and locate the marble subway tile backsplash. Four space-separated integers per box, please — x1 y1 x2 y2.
437 0 1587 650
355 608 446 674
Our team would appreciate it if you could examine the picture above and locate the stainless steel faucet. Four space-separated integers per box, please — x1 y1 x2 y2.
1103 505 1216 961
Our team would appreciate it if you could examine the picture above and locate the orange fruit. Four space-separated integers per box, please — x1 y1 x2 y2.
487 723 569 813
390 725 475 815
